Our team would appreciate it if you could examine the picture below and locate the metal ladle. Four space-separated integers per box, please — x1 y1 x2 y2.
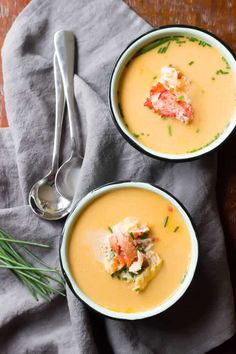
29 52 72 220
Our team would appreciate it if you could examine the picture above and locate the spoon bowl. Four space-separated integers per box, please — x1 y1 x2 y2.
29 173 72 220
56 154 81 201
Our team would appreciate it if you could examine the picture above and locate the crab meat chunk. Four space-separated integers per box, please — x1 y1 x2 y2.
144 65 193 124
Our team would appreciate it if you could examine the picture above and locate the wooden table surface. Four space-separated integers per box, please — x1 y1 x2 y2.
0 0 236 352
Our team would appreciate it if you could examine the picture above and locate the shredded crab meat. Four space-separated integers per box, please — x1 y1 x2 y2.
103 217 162 292
144 65 193 124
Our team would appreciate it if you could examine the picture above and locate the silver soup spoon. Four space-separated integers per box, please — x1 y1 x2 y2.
54 30 82 201
29 53 72 220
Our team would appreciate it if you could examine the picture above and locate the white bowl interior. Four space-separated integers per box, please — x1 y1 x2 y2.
60 182 198 320
110 27 236 160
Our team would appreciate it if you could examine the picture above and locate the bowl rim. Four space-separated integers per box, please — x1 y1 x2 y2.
60 180 198 320
108 24 236 162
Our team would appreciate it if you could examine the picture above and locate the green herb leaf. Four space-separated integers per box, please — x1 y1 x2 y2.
134 288 140 292
129 271 136 278
221 56 230 70
118 102 124 117
188 36 199 42
140 234 148 240
138 247 146 254
180 271 187 284
216 69 229 75
168 125 172 136
164 216 169 228
129 232 135 240
188 61 194 66
188 132 221 153
174 226 180 233
109 250 115 259
108 226 113 233
178 95 184 101
132 133 140 138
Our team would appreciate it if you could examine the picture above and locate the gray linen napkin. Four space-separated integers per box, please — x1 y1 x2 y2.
0 0 235 353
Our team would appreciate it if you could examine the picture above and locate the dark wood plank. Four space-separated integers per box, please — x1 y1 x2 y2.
0 0 31 127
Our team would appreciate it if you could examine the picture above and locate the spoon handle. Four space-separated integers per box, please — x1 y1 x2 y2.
51 53 66 174
54 31 78 156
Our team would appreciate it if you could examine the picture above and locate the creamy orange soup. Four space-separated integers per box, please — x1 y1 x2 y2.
68 188 192 313
118 36 236 154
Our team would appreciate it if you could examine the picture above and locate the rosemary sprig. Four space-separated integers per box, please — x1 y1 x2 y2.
0 227 65 301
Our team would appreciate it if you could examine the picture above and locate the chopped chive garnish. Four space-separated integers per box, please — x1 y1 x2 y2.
178 95 184 101
180 272 187 284
187 132 221 153
221 56 230 69
153 75 157 79
164 216 169 228
140 234 148 239
134 288 140 292
138 247 146 254
188 36 199 42
147 133 150 136
216 69 229 75
129 271 136 278
174 226 180 233
109 250 115 259
211 77 215 80
132 133 140 138
135 36 211 58
198 40 211 47
168 125 172 136
135 37 172 56
118 103 124 117
188 61 194 66
196 128 200 133
129 232 135 239
141 132 145 136
108 226 113 233
159 41 170 53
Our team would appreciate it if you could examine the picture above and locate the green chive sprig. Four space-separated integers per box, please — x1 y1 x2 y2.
0 228 65 301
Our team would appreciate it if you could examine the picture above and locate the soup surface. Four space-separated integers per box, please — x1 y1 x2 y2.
68 187 192 313
118 36 236 154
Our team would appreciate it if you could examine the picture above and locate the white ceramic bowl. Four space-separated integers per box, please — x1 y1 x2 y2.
60 181 198 320
108 25 236 161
